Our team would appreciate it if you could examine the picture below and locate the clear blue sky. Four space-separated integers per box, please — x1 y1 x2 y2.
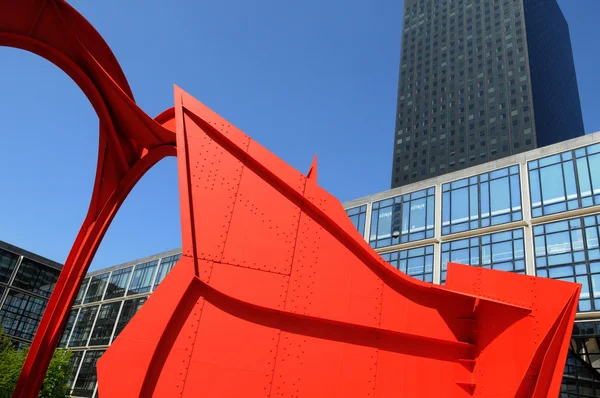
0 0 598 271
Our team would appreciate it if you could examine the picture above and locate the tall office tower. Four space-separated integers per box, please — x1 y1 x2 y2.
390 0 584 188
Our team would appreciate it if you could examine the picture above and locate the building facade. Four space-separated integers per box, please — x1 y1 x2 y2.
391 0 584 188
57 249 181 398
0 241 62 348
352 132 600 397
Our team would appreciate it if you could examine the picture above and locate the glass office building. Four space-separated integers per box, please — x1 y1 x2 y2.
0 240 62 347
391 0 584 188
347 132 600 397
58 249 182 398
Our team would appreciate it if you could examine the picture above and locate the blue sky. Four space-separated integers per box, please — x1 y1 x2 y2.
0 0 598 271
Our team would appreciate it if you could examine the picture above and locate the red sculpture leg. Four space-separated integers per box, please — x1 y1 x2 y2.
0 1 175 396
96 87 580 397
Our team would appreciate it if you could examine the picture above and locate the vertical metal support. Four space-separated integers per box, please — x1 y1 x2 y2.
433 184 443 284
108 300 125 344
150 258 162 292
125 264 138 296
70 350 86 392
86 305 102 347
78 277 92 306
99 271 113 302
363 202 373 243
0 255 24 309
519 158 536 276
64 308 80 348
92 380 99 398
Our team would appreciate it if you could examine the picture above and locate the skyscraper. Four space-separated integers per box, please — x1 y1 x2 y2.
391 0 584 188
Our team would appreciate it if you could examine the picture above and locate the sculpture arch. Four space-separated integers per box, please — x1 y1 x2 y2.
0 1 177 395
2 1 581 397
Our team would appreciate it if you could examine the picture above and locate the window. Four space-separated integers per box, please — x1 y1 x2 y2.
529 143 600 217
442 165 521 235
112 297 147 341
564 321 600 395
0 248 19 284
154 254 182 290
346 205 368 238
380 245 434 282
69 305 99 347
11 259 59 298
74 278 89 306
127 261 158 295
104 267 133 300
84 273 109 304
369 188 435 248
58 309 78 348
534 215 600 312
441 229 525 282
68 351 85 388
72 350 105 397
89 302 121 346
0 290 48 340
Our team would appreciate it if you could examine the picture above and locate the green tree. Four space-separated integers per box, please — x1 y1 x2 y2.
0 329 73 398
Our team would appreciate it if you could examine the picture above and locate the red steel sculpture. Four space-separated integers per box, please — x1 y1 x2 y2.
2 1 580 397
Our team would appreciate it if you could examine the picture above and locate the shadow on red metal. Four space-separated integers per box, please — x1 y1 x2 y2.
1 1 580 397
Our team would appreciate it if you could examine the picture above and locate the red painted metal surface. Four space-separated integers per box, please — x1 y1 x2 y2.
2 1 580 397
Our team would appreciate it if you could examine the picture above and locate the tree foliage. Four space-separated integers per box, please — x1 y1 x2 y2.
0 329 73 398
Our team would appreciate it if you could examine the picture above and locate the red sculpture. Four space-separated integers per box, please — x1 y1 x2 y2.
2 1 580 397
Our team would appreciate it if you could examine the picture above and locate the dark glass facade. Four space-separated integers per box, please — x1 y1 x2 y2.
0 241 62 345
563 321 600 397
60 250 182 397
391 0 584 188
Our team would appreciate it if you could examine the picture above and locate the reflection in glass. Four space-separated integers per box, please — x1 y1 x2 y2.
442 166 521 235
0 248 19 284
380 245 434 283
127 261 158 296
369 188 435 248
69 306 99 347
154 254 182 290
529 143 600 217
441 229 525 282
11 259 59 298
84 273 109 304
0 290 48 340
104 267 133 300
89 302 121 346
58 309 79 348
534 215 600 312
72 350 105 397
563 321 600 396
346 205 367 238
113 297 147 341
68 350 84 388
74 278 89 306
